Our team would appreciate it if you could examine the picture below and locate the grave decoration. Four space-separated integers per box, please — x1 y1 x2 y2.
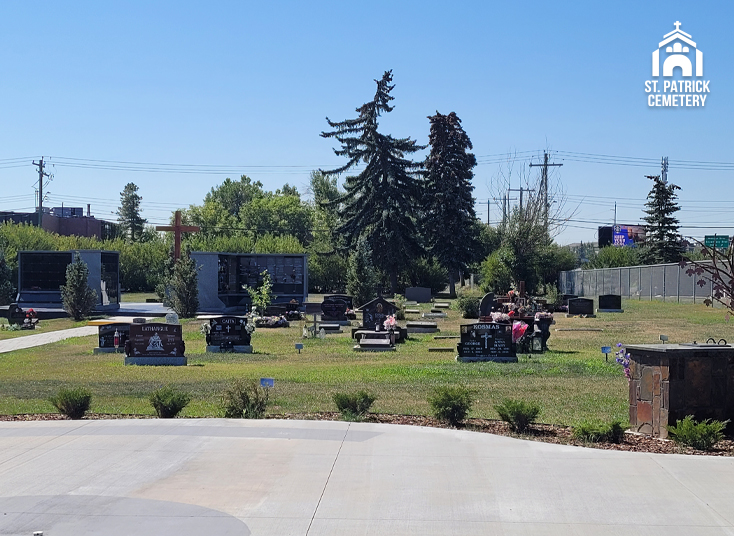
124 323 187 366
456 322 517 362
324 295 356 320
598 294 623 313
352 297 407 345
253 314 290 328
478 293 496 318
93 322 131 354
205 316 253 353
285 299 303 321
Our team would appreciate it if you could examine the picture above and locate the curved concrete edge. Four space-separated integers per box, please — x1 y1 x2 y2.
0 419 732 536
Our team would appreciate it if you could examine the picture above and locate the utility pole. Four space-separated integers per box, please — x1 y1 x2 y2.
529 152 563 230
661 156 668 184
487 199 490 225
507 187 533 212
32 157 50 228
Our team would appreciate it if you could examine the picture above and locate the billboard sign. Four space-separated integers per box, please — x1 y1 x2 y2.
613 225 646 247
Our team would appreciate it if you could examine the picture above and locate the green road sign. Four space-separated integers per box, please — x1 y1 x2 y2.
704 235 730 248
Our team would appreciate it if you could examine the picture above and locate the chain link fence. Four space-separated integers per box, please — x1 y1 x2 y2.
558 262 716 304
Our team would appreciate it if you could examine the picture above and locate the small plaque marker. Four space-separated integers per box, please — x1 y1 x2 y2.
295 343 304 353
260 378 274 388
601 346 612 361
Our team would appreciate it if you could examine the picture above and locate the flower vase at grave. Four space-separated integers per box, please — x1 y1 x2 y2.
389 329 395 345
375 323 381 332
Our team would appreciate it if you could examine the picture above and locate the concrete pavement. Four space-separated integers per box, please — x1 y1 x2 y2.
0 419 732 535
0 326 97 354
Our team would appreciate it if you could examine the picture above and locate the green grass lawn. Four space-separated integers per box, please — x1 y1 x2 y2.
120 292 159 303
0 317 91 341
1 299 732 425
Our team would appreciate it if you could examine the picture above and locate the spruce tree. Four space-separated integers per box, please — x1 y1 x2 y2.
117 183 147 242
424 111 478 297
0 249 15 305
346 238 379 308
163 248 199 318
642 175 683 263
321 71 424 294
60 253 98 320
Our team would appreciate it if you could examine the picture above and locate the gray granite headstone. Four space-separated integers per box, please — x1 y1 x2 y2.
405 287 431 303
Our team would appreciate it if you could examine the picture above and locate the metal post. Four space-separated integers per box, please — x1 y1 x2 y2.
628 268 631 299
663 267 666 302
650 267 653 301
639 267 642 300
693 270 696 304
677 265 680 303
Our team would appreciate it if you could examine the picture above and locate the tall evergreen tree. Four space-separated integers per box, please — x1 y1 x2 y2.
642 175 683 263
423 111 478 297
320 71 424 294
117 183 147 242
60 253 98 320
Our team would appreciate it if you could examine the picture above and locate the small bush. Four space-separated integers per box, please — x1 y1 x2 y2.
667 415 729 451
453 294 480 319
428 386 475 426
149 386 191 418
221 380 269 418
573 420 626 443
49 387 92 420
333 390 376 421
494 398 541 433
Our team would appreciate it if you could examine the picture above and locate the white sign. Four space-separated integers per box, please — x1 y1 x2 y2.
645 21 710 107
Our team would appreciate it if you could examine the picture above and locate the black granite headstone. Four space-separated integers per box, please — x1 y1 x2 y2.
98 323 130 349
321 298 348 321
325 295 354 310
457 322 516 362
598 294 622 311
562 294 578 306
359 297 398 330
568 298 594 315
127 324 185 357
479 293 495 317
207 316 251 346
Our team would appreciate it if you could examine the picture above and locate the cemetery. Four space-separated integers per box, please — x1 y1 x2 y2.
1 292 732 453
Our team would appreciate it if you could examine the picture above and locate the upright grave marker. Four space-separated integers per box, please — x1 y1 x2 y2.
598 294 623 313
205 316 252 353
457 322 517 362
124 323 187 366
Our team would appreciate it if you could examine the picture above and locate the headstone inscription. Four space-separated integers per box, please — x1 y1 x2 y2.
359 297 398 331
598 294 623 312
97 323 130 353
320 298 348 322
206 316 251 352
124 323 186 365
456 322 517 362
567 298 595 316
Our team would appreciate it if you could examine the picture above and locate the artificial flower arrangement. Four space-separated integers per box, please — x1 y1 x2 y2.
383 314 397 330
511 321 529 343
490 312 511 323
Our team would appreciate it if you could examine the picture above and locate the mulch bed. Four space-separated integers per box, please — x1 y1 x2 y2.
3 412 732 456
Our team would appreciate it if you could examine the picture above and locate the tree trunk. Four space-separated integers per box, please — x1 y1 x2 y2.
449 272 456 298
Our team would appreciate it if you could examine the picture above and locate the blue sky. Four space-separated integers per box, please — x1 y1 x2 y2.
1 0 732 244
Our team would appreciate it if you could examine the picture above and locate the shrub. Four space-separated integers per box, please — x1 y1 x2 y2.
221 380 269 418
60 253 98 320
667 415 729 451
573 420 626 443
392 294 406 320
149 386 191 418
163 249 199 318
494 398 541 433
428 386 475 426
333 390 376 421
453 293 480 318
49 387 92 419
479 250 512 294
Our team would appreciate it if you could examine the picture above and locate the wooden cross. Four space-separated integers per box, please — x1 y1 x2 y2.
156 210 200 260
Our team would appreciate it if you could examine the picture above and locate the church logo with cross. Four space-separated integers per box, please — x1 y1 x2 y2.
645 22 710 108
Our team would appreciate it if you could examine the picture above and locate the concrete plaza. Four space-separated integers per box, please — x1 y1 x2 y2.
0 419 732 535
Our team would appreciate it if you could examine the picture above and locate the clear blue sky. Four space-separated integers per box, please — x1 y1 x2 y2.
1 0 732 244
